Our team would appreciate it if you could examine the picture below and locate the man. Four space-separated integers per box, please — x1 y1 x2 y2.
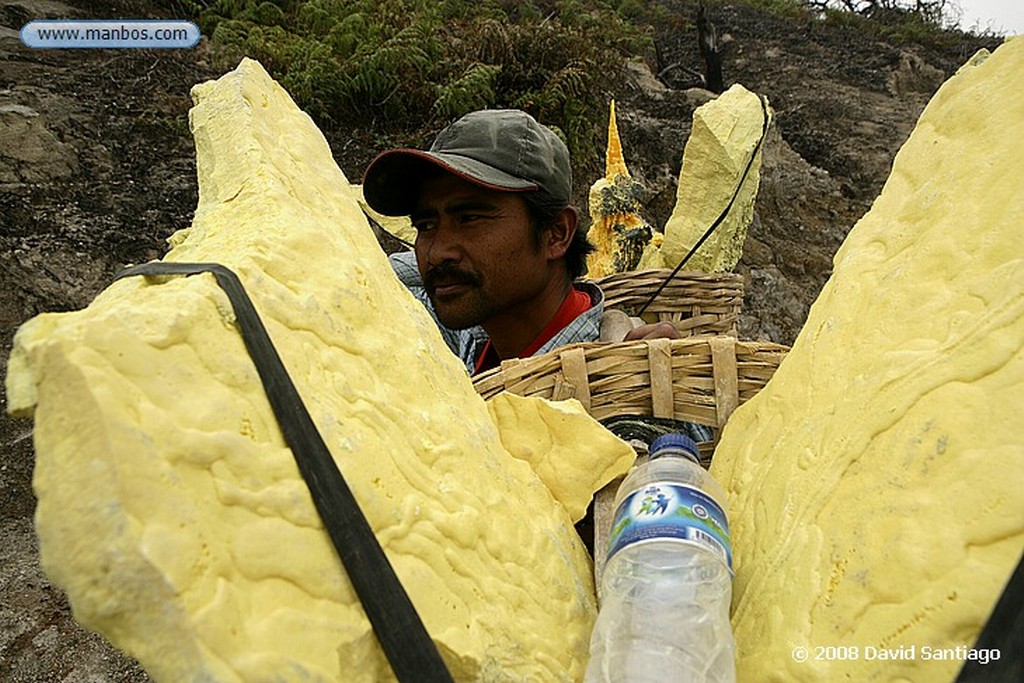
362 108 676 375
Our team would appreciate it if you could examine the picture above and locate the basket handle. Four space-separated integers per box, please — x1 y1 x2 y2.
555 347 592 411
648 338 674 419
710 336 740 437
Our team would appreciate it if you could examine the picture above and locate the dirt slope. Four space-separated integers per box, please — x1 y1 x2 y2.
0 0 1000 679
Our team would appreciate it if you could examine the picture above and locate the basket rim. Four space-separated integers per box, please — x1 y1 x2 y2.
586 268 744 316
472 336 790 428
474 335 788 381
586 268 744 284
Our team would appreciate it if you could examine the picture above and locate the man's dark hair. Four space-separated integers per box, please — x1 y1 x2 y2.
524 189 595 280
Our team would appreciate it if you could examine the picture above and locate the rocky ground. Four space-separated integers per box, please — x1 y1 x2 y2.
0 0 1000 679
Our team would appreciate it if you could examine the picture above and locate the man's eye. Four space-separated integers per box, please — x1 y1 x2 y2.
460 214 485 224
413 220 436 232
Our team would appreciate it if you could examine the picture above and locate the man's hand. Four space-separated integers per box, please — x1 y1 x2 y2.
599 310 682 342
622 321 681 341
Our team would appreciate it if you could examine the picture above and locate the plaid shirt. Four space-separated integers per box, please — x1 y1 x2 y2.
390 251 604 374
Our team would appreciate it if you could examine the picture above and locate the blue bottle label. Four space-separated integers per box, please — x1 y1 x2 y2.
607 481 733 571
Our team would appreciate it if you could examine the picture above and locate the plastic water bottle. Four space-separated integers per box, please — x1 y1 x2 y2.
585 433 736 682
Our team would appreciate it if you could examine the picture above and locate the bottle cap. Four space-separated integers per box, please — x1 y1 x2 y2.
649 432 700 464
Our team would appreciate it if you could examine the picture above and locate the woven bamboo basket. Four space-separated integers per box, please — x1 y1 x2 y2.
588 269 744 337
473 336 787 433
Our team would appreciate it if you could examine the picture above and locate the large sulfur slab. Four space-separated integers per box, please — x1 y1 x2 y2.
709 39 1024 681
5 58 632 682
640 84 769 272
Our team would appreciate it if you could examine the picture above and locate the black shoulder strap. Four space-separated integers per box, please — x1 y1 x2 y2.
113 262 453 683
954 551 1023 683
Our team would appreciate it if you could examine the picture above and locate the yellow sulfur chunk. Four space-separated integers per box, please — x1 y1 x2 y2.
710 39 1024 681
641 84 769 273
5 58 634 682
585 100 656 278
604 99 629 179
354 184 417 245
486 393 636 523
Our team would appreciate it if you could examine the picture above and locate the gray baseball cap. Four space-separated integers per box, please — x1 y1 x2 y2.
362 109 572 216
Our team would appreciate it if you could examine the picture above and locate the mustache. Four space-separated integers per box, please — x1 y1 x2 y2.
423 263 482 292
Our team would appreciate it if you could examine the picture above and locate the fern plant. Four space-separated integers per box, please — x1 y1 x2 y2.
184 0 656 174
432 63 503 120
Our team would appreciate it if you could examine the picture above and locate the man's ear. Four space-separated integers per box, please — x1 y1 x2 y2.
545 206 579 260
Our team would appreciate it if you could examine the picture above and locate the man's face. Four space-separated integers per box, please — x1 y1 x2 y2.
411 174 549 330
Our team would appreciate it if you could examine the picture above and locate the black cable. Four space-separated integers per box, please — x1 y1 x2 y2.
637 94 771 317
113 261 453 683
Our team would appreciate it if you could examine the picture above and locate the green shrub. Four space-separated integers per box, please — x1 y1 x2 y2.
184 0 655 175
740 0 967 45
433 63 503 120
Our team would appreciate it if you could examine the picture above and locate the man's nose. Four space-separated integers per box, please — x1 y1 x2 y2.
424 221 463 265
